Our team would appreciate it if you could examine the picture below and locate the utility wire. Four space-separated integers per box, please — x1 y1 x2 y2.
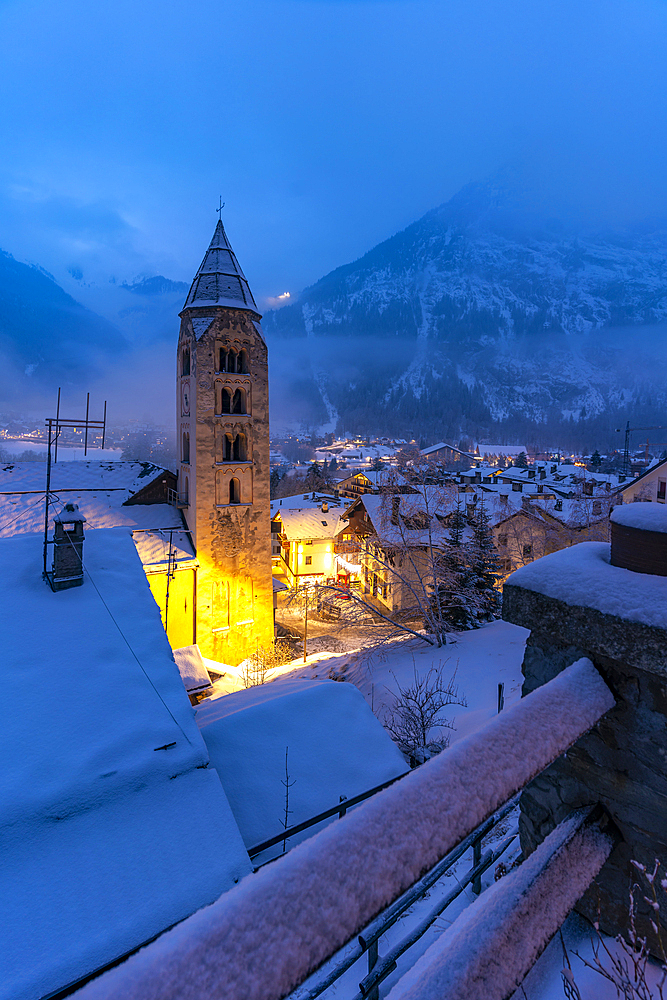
49 496 193 747
0 492 49 534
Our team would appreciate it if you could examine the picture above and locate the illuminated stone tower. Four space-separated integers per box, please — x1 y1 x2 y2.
177 219 273 664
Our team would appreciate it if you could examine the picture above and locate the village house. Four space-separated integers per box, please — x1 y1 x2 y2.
618 454 667 503
419 441 474 467
271 501 346 588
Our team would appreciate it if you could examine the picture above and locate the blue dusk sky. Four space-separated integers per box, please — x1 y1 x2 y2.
0 0 667 307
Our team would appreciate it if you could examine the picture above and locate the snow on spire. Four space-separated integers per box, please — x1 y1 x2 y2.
183 219 259 313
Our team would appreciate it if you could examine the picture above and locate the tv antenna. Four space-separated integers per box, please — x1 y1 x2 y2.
42 388 107 586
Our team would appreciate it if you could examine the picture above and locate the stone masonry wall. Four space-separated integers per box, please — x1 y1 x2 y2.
503 583 667 952
179 307 273 665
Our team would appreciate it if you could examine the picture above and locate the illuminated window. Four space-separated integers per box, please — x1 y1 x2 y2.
305 555 312 565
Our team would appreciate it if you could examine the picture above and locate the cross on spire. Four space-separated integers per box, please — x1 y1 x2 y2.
216 196 225 219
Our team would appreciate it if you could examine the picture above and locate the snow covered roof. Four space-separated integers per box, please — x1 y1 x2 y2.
271 493 343 514
195 678 407 850
507 540 667 630
611 502 667 533
0 461 175 539
182 219 259 314
420 442 473 458
355 492 452 547
275 507 345 540
173 644 213 693
0 529 250 1000
133 526 197 572
0 462 195 573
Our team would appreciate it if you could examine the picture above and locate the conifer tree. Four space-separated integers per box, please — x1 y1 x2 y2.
467 498 501 620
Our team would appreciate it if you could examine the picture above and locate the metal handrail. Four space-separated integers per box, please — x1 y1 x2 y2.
293 799 517 1000
248 771 408 860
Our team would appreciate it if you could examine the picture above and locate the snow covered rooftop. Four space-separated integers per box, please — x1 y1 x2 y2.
270 492 343 514
0 461 177 539
0 529 249 1000
196 679 408 851
182 219 259 313
507 540 667 630
274 507 345 540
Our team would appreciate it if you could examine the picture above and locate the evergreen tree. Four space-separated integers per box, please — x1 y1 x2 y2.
590 449 602 471
270 469 283 499
304 462 327 491
514 451 528 468
448 500 466 547
467 498 502 621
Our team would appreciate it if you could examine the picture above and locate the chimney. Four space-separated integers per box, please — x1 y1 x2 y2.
52 503 86 591
391 496 400 525
321 501 329 513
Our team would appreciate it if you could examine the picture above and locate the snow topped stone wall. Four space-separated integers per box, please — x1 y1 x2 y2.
504 546 667 952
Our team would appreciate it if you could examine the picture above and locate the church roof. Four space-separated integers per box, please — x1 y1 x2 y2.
183 219 259 313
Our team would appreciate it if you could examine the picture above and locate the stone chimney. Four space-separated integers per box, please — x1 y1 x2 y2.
52 503 86 591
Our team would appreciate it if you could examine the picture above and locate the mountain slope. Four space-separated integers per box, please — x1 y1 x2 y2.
265 179 667 443
0 250 127 394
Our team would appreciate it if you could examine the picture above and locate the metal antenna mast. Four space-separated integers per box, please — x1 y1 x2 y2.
617 422 667 477
43 389 107 586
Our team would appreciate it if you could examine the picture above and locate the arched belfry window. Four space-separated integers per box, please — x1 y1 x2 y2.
232 388 247 414
181 346 190 376
218 386 232 415
233 432 247 462
229 477 241 505
182 431 190 464
218 348 239 373
238 349 249 374
223 433 233 462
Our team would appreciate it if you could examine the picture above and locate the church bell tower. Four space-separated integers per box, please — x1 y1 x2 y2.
177 218 273 664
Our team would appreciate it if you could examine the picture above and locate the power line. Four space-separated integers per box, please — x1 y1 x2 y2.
49 497 193 747
0 492 48 534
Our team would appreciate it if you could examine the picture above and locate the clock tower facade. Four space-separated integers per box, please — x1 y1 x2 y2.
177 219 273 664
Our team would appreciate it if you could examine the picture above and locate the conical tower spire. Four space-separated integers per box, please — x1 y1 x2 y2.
183 219 258 312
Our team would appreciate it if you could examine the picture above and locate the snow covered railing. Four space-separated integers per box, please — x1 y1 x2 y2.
388 805 619 1000
301 800 518 1000
75 658 614 1000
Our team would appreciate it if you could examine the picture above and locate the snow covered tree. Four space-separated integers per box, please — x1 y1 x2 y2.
384 661 467 765
590 449 602 471
467 497 502 620
514 451 528 468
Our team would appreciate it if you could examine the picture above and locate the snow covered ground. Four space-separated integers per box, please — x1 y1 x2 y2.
271 620 529 751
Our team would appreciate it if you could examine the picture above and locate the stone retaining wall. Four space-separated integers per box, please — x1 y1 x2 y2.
503 582 667 951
